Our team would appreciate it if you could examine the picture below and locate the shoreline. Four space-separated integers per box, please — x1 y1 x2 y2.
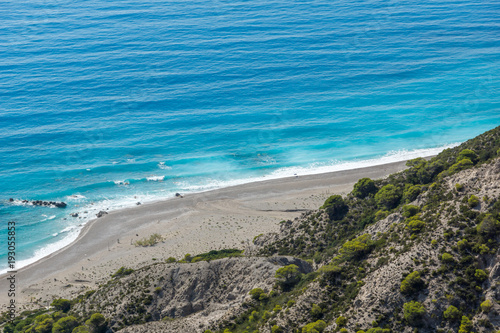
2 144 454 275
0 159 413 308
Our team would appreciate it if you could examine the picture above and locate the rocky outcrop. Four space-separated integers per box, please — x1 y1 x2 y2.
96 211 108 218
73 256 311 333
9 198 67 208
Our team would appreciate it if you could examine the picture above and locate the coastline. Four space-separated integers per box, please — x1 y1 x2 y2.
0 159 412 309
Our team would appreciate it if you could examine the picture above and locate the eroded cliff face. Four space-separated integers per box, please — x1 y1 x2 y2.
72 256 311 333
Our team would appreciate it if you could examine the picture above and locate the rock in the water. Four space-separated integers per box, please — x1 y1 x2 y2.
175 193 183 198
71 213 79 218
22 200 68 208
136 202 141 205
96 211 108 218
9 198 14 202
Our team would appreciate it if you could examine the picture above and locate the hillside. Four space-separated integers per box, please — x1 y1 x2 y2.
2 125 500 333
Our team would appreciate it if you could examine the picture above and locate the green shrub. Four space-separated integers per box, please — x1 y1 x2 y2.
455 183 464 191
480 299 493 312
262 311 272 321
352 178 377 198
441 253 454 264
375 184 402 210
50 299 71 312
52 316 79 333
321 195 348 220
407 219 425 234
458 316 473 333
273 305 282 313
311 304 323 319
457 239 469 253
271 325 284 333
403 301 426 326
366 329 390 333
71 326 90 333
275 264 302 290
443 305 461 322
479 244 490 254
165 257 176 263
85 313 106 333
474 269 488 282
449 159 474 174
457 149 478 164
111 267 134 278
402 205 420 217
477 214 500 236
249 288 266 301
374 210 390 221
340 234 372 259
403 185 422 203
190 249 243 262
33 318 54 333
134 233 163 247
336 316 347 327
400 271 425 295
405 157 439 184
3 323 14 333
468 195 479 208
302 320 327 332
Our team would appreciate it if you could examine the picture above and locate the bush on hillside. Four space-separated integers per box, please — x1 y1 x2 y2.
375 184 401 210
468 195 479 208
480 299 493 312
352 178 377 198
402 205 420 217
449 159 474 174
477 214 500 236
321 195 349 220
52 316 79 333
400 271 425 295
407 218 426 234
340 234 372 260
302 320 327 332
457 149 478 164
275 264 302 291
403 185 422 203
50 299 71 313
458 316 473 333
443 305 461 322
403 301 426 326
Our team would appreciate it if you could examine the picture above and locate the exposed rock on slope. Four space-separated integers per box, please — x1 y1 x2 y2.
72 257 311 333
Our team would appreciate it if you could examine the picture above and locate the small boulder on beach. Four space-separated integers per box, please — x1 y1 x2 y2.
96 211 108 218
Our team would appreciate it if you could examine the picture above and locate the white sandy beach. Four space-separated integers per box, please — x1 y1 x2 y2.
0 160 409 311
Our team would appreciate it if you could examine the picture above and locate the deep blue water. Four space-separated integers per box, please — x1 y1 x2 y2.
0 0 499 271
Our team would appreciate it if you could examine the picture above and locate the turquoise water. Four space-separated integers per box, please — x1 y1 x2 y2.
1 0 499 272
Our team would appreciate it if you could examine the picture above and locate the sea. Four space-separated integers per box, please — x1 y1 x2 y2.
1 0 499 273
